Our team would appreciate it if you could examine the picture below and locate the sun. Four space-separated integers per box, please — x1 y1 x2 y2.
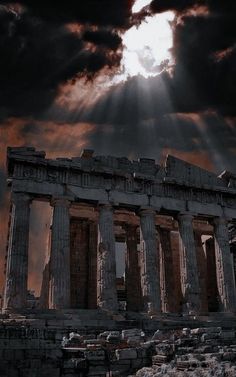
132 0 153 13
116 0 175 80
121 11 175 79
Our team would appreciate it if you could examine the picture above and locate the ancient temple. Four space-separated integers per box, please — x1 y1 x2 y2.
3 147 236 315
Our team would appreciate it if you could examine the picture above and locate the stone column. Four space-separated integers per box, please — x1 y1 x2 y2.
125 224 142 311
139 208 161 313
3 193 31 310
49 197 71 309
170 231 182 313
213 217 236 312
159 228 175 313
97 204 118 311
178 213 201 314
194 232 208 312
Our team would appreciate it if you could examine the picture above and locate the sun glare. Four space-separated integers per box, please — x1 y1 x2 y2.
120 11 175 79
132 0 152 13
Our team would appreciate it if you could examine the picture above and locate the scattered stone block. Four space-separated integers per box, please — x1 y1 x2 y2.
116 348 137 360
107 331 121 344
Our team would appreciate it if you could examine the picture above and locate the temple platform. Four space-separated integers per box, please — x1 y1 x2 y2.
1 309 236 333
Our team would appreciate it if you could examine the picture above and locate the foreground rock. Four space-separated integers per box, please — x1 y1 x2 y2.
134 326 236 377
1 316 236 376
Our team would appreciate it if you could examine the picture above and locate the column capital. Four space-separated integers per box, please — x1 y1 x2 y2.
178 212 196 221
213 216 230 226
51 196 72 208
139 207 156 217
98 202 114 211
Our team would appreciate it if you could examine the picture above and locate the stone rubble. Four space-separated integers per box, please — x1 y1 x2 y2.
1 317 236 376
134 326 236 377
59 325 236 376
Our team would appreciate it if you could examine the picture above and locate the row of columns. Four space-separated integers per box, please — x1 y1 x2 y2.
3 192 236 314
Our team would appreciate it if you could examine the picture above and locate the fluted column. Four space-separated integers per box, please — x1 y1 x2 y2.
125 224 142 311
3 193 31 310
213 217 236 312
97 204 118 311
159 228 175 312
178 213 201 314
194 232 208 312
49 197 71 309
139 208 161 313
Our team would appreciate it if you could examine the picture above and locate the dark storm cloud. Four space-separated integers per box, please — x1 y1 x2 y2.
170 17 236 115
150 0 235 14
147 0 235 115
0 4 130 119
83 29 122 50
15 0 135 28
150 0 198 13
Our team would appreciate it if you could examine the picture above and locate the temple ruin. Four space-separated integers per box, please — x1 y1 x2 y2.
3 146 236 316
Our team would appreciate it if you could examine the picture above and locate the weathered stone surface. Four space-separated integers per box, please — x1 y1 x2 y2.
97 204 118 311
116 348 137 360
61 333 82 347
140 209 161 313
3 193 31 310
122 329 144 340
107 331 121 343
49 198 71 309
178 213 201 314
213 217 236 312
3 147 236 320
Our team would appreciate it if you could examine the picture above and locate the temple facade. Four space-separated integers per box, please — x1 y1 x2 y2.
3 147 236 315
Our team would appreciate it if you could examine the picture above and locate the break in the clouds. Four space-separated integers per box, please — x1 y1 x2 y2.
0 1 134 118
0 0 235 120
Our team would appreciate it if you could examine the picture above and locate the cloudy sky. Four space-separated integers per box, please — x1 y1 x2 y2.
0 0 235 294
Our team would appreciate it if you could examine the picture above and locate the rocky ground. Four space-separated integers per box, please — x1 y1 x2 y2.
61 326 236 376
1 311 236 376
133 327 236 377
